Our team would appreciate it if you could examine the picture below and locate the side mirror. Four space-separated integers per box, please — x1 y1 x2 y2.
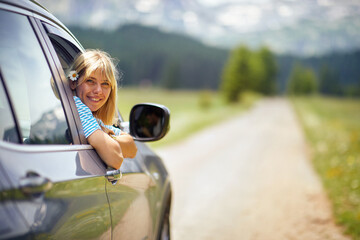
129 103 170 142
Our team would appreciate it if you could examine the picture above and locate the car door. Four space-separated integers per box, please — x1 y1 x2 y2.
0 8 112 239
37 17 166 240
105 143 173 240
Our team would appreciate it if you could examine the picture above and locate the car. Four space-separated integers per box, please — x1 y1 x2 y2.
0 0 172 239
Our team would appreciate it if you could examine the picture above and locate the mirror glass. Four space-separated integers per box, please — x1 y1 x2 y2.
131 105 165 139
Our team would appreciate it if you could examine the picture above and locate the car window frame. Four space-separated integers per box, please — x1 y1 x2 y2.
36 19 127 144
0 6 82 149
0 7 75 146
25 16 79 145
31 17 86 145
0 5 124 149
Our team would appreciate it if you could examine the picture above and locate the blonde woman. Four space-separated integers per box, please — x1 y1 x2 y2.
68 49 137 169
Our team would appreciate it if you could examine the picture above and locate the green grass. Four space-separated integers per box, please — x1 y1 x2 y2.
117 88 260 148
291 96 360 239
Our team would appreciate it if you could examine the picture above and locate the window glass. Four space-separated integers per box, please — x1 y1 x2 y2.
0 78 19 143
0 10 71 144
47 33 80 74
49 36 73 73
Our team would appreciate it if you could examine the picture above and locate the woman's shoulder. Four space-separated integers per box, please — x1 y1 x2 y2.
73 96 93 115
73 95 81 103
73 96 82 106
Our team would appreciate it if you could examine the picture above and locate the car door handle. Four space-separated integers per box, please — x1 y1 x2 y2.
19 172 53 196
106 168 122 184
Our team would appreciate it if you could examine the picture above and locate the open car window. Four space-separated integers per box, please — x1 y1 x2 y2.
43 23 81 73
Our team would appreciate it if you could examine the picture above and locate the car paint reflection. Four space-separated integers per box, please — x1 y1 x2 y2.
12 177 111 239
107 173 154 240
0 201 29 239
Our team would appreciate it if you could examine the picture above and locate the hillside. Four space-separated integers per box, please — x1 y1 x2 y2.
69 24 360 94
69 24 229 90
276 51 360 94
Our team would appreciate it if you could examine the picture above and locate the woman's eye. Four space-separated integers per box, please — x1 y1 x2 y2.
86 79 94 84
102 82 110 87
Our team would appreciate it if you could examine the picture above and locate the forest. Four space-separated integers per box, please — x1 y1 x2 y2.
69 24 360 97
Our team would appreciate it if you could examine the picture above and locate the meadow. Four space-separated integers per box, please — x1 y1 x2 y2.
291 96 360 239
117 88 260 148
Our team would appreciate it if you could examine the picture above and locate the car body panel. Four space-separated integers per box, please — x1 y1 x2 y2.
0 142 112 239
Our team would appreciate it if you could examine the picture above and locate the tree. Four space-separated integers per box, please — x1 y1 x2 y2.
248 52 265 93
287 63 318 95
257 47 277 95
221 45 252 102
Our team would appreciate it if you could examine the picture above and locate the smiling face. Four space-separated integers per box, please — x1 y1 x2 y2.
75 69 111 112
69 50 118 124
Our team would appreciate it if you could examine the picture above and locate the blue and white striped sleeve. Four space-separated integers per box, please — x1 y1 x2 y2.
73 96 101 138
104 124 122 136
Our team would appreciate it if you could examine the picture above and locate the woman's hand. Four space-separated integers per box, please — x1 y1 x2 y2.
101 125 115 136
115 132 137 159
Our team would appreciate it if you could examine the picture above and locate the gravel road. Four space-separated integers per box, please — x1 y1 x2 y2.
156 98 350 240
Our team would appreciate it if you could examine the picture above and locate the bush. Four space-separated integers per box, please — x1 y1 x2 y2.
287 63 318 95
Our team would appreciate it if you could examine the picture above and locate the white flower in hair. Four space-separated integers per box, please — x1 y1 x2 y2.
68 70 79 81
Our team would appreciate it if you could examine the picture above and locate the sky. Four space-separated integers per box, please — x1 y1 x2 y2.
37 0 360 55
38 0 360 34
195 0 360 32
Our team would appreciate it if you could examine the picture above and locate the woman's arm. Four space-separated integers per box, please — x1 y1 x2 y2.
101 124 137 159
114 132 137 159
88 130 124 169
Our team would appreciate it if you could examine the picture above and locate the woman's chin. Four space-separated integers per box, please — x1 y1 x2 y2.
89 105 101 112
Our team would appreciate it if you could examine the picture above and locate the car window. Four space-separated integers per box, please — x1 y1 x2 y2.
44 23 81 73
0 10 71 144
0 75 20 143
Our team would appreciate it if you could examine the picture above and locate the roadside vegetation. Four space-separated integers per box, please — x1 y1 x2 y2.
117 88 260 148
291 96 360 239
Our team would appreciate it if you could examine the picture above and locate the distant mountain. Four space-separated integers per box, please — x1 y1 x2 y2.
69 24 229 89
37 0 360 56
30 106 69 144
68 24 360 94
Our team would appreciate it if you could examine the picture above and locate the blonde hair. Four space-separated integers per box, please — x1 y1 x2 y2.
69 49 119 125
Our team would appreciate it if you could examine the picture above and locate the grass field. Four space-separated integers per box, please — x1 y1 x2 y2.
117 88 260 148
291 96 360 239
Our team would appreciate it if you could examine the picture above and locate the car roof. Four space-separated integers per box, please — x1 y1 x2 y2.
1 0 59 24
0 0 82 47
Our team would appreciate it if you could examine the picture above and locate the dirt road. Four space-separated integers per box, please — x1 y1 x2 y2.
157 98 350 240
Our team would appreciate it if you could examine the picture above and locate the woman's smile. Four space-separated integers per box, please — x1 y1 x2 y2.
88 97 102 102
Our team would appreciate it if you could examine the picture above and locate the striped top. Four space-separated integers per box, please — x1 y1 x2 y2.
73 96 121 138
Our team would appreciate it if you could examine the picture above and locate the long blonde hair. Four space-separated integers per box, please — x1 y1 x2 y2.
69 49 119 125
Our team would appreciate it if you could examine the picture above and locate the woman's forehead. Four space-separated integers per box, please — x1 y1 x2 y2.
88 69 109 81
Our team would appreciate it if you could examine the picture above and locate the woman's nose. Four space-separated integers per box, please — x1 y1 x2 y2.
93 83 102 93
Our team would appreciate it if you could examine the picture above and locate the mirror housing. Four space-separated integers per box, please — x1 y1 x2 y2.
129 103 170 142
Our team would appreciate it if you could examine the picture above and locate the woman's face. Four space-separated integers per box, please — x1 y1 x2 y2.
76 69 111 112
